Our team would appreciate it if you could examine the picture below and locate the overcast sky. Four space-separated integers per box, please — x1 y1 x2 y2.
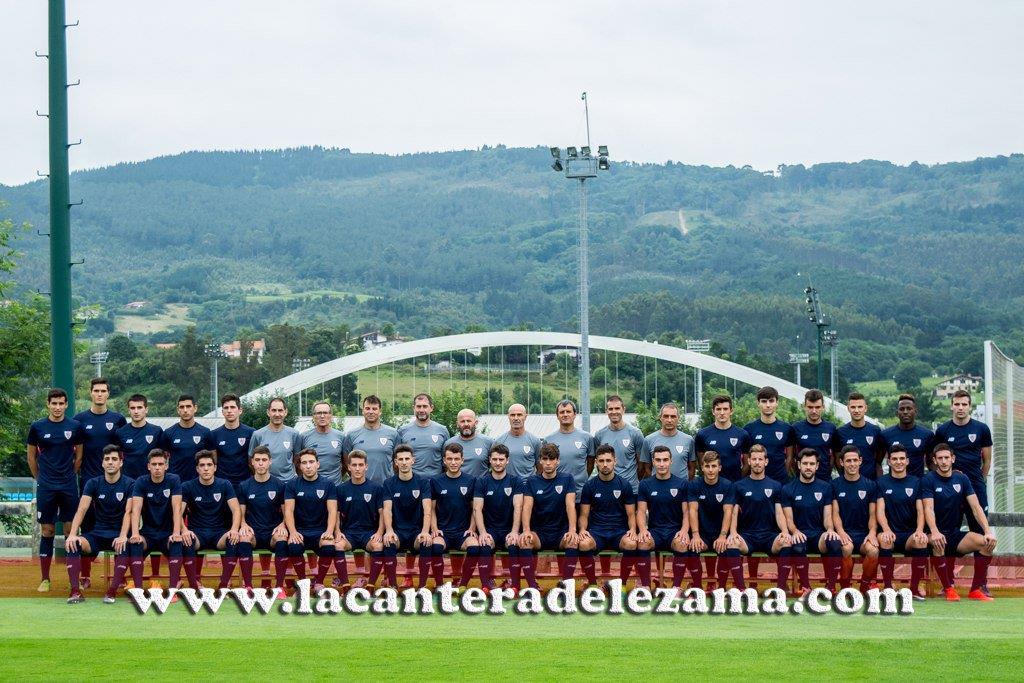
2 1 1023 186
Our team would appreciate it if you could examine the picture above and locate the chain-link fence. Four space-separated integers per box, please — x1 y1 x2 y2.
984 341 1023 554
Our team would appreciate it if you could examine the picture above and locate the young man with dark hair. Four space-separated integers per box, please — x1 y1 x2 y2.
444 408 494 479
728 444 792 591
494 403 543 484
429 443 477 588
790 389 838 481
521 443 579 589
26 388 83 591
250 397 302 482
876 444 930 598
115 393 164 479
543 399 595 496
578 444 641 589
161 394 213 482
398 393 450 479
744 386 795 484
336 450 385 589
210 393 257 494
284 448 339 592
382 444 433 589
472 444 523 590
343 395 399 484
642 402 696 480
64 444 134 604
831 445 880 591
237 445 289 595
128 449 184 592
880 394 934 478
782 448 840 596
695 395 750 483
934 390 992 536
180 450 242 589
688 451 735 589
637 445 689 589
595 395 648 493
833 392 884 480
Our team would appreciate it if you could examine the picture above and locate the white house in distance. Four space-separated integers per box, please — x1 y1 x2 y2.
220 339 266 362
360 330 404 351
538 347 579 367
933 373 982 399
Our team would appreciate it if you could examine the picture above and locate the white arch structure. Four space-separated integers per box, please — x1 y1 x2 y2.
223 331 848 420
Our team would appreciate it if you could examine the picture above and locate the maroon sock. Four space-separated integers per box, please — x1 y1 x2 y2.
824 556 840 591
194 555 205 581
930 556 948 589
880 556 896 589
636 552 652 585
509 552 521 589
796 556 810 590
168 555 183 589
315 555 332 584
109 554 129 597
431 553 445 586
66 554 82 591
82 555 93 579
679 555 697 588
562 552 578 580
274 555 289 588
183 557 199 589
150 554 162 578
368 553 384 585
129 553 145 588
334 554 350 585
748 556 760 579
290 556 307 580
971 555 992 591
600 553 611 576
619 553 634 583
239 556 254 588
40 555 53 582
716 559 730 588
910 555 927 593
704 554 718 579
417 553 431 588
523 553 539 588
459 553 478 587
581 553 597 584
384 555 398 586
730 554 746 589
219 555 239 589
478 551 494 588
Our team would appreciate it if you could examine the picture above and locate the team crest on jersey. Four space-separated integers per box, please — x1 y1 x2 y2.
670 488 678 497
858 490 866 500
953 483 962 493
503 487 512 496
905 488 914 497
460 486 468 495
193 436 202 444
524 445 532 454
574 441 583 449
412 490 420 499
675 445 684 453
621 439 630 447
865 436 874 445
268 491 277 500
555 485 563 494
105 422 114 430
163 489 170 498
64 430 73 440
331 440 339 449
968 434 977 443
814 492 822 501
913 439 921 447
213 493 222 502
316 489 325 499
283 441 291 449
379 437 388 446
238 437 247 446
363 493 372 502
613 489 621 499
728 438 737 447
431 434 441 443
115 492 124 501
764 488 773 497
716 493 724 502
145 435 154 444
822 433 829 442
475 448 483 456
775 431 784 440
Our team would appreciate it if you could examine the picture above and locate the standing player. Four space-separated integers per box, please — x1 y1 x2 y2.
781 448 840 596
300 401 344 484
161 395 213 483
115 393 164 479
430 443 478 588
398 393 450 479
642 402 696 480
180 451 242 589
790 389 839 481
209 394 256 494
743 386 794 484
237 445 289 595
688 452 735 589
127 450 184 592
283 448 339 591
728 444 792 591
880 394 934 478
543 399 595 496
831 445 880 591
833 392 884 480
520 443 579 589
876 444 930 597
922 442 997 601
335 451 385 589
934 390 992 534
26 388 83 592
578 444 642 588
636 445 689 589
249 397 302 483
493 403 542 484
472 444 522 590
594 395 647 493
444 409 494 479
381 445 433 589
63 445 134 604
343 395 399 484
695 395 750 483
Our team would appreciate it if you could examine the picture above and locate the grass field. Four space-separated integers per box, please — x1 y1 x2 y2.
854 376 944 399
2 597 1022 679
244 288 375 303
114 303 193 334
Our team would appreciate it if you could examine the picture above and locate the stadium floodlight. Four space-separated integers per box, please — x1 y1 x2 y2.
566 146 578 158
598 156 609 170
550 147 561 159
581 146 591 157
552 158 564 172
598 145 608 156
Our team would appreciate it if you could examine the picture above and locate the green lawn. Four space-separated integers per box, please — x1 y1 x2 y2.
244 288 374 303
2 598 1021 679
854 376 944 399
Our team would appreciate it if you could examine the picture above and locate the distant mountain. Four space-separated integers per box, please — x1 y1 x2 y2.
2 146 1022 381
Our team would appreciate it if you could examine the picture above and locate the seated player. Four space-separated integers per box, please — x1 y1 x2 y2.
727 444 792 589
637 445 689 590
283 448 339 592
876 444 930 598
64 444 134 604
781 448 840 596
382 444 433 589
831 445 880 591
578 444 640 589
922 443 998 601
335 450 385 590
472 444 523 591
430 443 477 588
237 445 288 596
688 451 735 589
521 443 579 589
128 449 184 592
180 450 242 589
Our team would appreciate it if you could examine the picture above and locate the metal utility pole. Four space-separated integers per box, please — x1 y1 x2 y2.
205 344 226 416
686 339 710 412
89 351 108 378
549 92 609 430
822 329 839 401
46 0 78 411
789 353 809 387
803 286 830 390
292 357 311 417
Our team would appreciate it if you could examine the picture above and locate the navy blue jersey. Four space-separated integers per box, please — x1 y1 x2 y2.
834 422 884 480
694 425 750 481
688 477 734 538
73 410 127 482
733 476 783 535
210 424 257 485
934 419 992 483
790 419 838 480
831 476 877 535
161 423 214 482
132 474 182 534
880 425 933 478
580 474 635 533
383 475 431 536
743 418 793 483
239 476 284 532
638 475 687 531
338 479 383 534
877 474 920 534
921 471 974 534
115 422 163 479
26 417 82 489
430 472 475 533
285 476 338 531
82 474 134 532
474 473 520 532
781 478 832 535
524 472 575 533
181 477 236 530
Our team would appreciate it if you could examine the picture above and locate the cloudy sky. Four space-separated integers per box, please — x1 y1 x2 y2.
2 1 1022 185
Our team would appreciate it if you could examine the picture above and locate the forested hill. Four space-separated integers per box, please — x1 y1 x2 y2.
2 146 1022 381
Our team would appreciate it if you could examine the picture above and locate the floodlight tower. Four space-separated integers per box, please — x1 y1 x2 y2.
803 285 831 390
549 92 610 430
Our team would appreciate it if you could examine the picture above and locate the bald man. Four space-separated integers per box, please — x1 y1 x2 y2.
493 403 542 484
443 409 494 479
